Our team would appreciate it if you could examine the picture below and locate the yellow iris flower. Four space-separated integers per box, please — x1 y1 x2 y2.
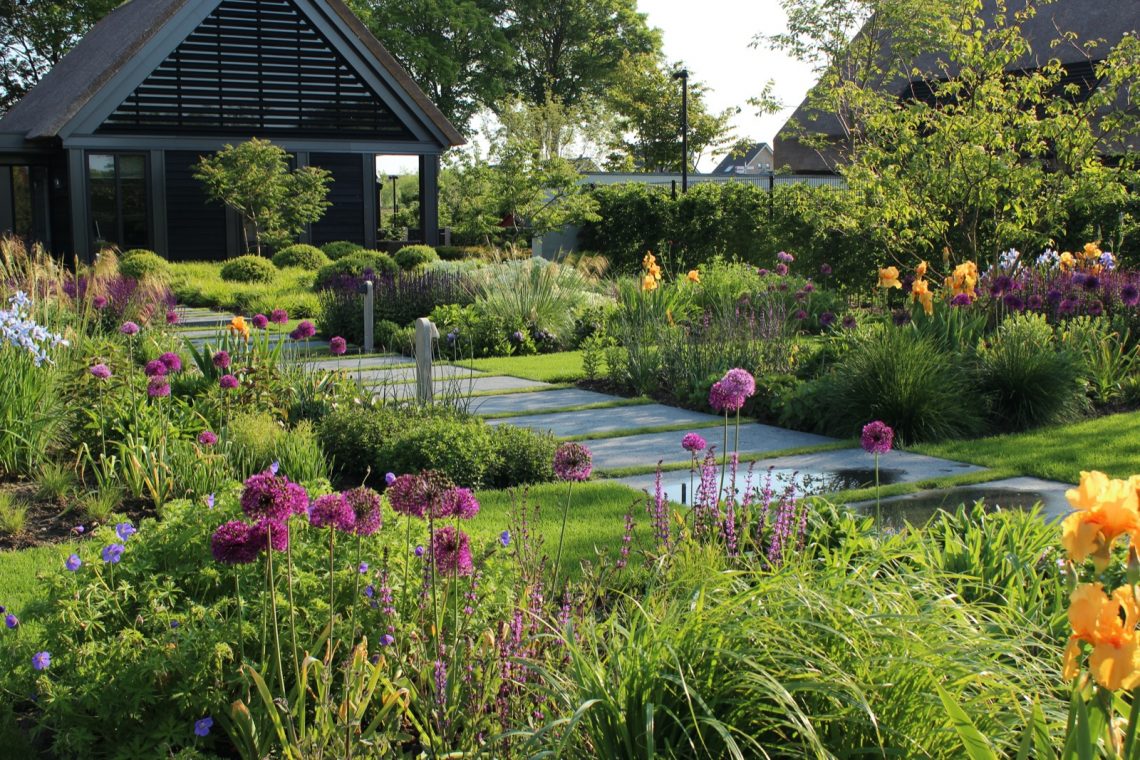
643 252 657 270
641 273 658 292
878 266 901 289
948 261 978 297
648 263 662 281
1061 470 1140 570
911 278 934 315
687 270 700 283
1059 252 1076 271
1063 583 1140 691
228 315 250 340
915 260 928 277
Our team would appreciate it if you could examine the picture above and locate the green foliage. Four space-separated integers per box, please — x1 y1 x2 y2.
319 240 364 260
394 244 439 271
466 259 592 346
817 325 987 443
270 244 329 270
195 138 332 254
314 250 398 288
168 261 318 317
977 313 1086 432
0 340 67 478
578 183 673 272
434 245 493 261
224 411 328 482
35 461 75 502
118 250 170 281
486 424 556 487
0 492 27 535
1057 316 1140 408
220 255 277 284
382 414 497 488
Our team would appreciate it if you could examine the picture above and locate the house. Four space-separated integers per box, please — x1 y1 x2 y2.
0 0 464 262
711 142 773 175
775 0 1140 174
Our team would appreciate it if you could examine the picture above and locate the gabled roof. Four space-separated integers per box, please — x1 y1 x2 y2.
712 142 771 174
0 0 464 146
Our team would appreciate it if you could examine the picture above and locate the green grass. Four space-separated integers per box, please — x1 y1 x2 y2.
457 351 586 383
911 410 1140 483
168 261 321 318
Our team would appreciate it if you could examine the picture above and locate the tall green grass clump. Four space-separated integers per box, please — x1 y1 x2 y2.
466 259 592 342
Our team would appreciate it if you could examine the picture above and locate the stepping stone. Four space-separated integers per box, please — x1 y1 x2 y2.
357 364 483 385
371 375 550 399
585 424 835 472
612 447 983 502
304 355 410 371
471 388 631 416
849 475 1072 523
488 404 720 438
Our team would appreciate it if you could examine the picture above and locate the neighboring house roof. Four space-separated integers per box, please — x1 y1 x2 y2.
712 142 771 174
0 0 465 146
775 0 1140 171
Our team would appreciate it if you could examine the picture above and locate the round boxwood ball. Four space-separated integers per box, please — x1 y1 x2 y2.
321 240 365 261
271 244 330 269
119 250 170 280
395 244 439 272
221 254 278 284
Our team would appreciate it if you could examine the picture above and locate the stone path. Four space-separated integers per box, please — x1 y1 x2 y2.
177 306 1071 514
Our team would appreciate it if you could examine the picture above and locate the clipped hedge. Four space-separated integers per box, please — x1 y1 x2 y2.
271 243 329 269
220 254 277 284
314 250 398 288
119 250 170 280
395 244 439 271
321 240 365 260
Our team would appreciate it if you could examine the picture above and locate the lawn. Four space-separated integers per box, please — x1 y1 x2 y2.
457 351 586 383
912 410 1140 483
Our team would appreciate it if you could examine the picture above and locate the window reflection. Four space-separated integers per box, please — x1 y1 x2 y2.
88 153 148 250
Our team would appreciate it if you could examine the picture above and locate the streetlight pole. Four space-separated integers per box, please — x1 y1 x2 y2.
388 174 399 218
672 68 689 193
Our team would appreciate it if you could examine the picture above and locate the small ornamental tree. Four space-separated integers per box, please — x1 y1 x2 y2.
195 138 333 255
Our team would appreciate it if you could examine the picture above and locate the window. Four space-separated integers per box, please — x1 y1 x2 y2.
88 153 148 250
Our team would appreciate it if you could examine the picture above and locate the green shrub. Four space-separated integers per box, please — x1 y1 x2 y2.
465 259 590 345
487 424 556 488
389 416 496 488
375 319 402 351
394 244 439 271
314 250 398 288
817 325 987 443
120 248 155 261
119 250 170 280
220 254 277 284
225 411 328 482
321 240 365 260
978 312 1086 432
435 245 493 261
271 243 329 269
0 492 27 535
578 183 673 273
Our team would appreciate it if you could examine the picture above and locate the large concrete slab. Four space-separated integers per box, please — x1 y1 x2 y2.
304 355 410 371
371 375 550 400
612 446 984 502
357 364 484 385
488 404 721 438
471 388 631 416
585 424 835 471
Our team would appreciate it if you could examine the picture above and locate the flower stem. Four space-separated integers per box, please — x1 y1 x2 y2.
285 530 300 684
552 481 573 594
265 527 291 734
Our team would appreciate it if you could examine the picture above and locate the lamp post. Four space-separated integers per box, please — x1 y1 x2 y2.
672 68 689 193
388 174 399 219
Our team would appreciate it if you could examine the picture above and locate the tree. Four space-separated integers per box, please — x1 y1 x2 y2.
195 139 333 255
346 0 511 133
502 0 661 108
606 55 737 172
0 0 119 113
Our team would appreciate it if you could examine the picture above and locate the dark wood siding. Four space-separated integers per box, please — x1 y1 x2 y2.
165 150 228 261
309 152 365 246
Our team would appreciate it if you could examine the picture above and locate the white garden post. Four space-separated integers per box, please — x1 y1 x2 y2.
414 317 439 404
359 280 374 353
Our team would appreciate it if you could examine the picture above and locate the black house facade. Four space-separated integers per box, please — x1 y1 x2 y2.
0 0 464 262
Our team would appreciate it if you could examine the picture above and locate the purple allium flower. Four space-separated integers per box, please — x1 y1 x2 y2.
31 651 50 671
990 275 1013 297
950 293 973 307
158 352 182 372
101 543 124 564
93 296 108 310
820 263 832 275
290 320 316 340
1121 284 1140 307
841 314 857 329
165 310 179 325
710 367 755 413
249 518 289 553
210 521 258 564
385 472 396 486
194 717 213 737
197 431 218 446
65 554 81 571
114 521 136 542
553 442 593 482
219 374 239 389
819 311 836 328
119 321 139 335
329 336 347 356
892 309 911 326
1027 294 1044 311
144 359 167 377
681 432 707 453
345 487 383 535
147 376 171 398
774 263 789 276
89 363 111 380
1003 294 1025 312
4 614 17 629
309 493 356 532
441 487 480 520
500 530 511 547
723 367 757 399
777 251 794 263
212 350 231 369
1046 288 1064 304
251 313 269 329
379 634 395 646
430 525 474 576
1060 297 1079 316
358 562 369 574
1083 275 1101 292
793 309 808 320
802 281 815 293
240 470 308 522
414 545 424 557
270 309 288 324
757 268 769 276
860 420 894 455
1087 300 1104 317
386 474 428 518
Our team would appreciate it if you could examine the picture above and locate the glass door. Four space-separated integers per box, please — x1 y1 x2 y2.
88 153 149 251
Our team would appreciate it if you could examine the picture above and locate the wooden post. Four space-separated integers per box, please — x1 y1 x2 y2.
414 317 438 404
360 280 374 353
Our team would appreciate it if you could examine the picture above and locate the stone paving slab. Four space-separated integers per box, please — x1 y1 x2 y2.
303 355 411 371
585 424 835 472
470 388 632 416
357 365 484 384
488 403 721 438
371 375 551 399
612 447 984 502
850 475 1073 521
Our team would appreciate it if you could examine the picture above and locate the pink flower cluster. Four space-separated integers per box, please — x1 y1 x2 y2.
552 442 592 482
210 469 310 565
709 367 756 413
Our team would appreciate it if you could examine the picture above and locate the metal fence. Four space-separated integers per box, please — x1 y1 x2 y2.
579 172 847 190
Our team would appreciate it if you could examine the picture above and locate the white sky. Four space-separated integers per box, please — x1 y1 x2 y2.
377 0 818 175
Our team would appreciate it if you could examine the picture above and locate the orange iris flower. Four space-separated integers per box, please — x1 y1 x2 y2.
228 316 250 340
1062 470 1140 570
911 278 934 315
687 270 700 283
878 266 901 289
1063 583 1140 691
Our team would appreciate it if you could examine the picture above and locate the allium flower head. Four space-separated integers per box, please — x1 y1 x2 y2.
329 336 347 356
774 263 789 276
249 518 289 553
819 311 836 328
89 363 111 380
793 309 808 320
1121 284 1140 307
681 433 707 453
386 471 454 518
240 470 309 522
1046 288 1064 304
345 487 383 535
442 487 480 519
820 263 832 275
158 352 182 372
93 296 108 310
430 525 474 576
1088 300 1104 317
212 350 231 369
165 310 179 325
309 493 356 532
197 430 218 446
710 367 755 412
950 293 973 307
210 521 258 564
270 309 288 324
777 251 794 263
144 359 167 377
1083 275 1101 292
860 420 894 455
553 442 593 482
65 554 81 571
842 314 857 329
147 376 170 398
32 651 51 671
251 313 269 329
289 320 316 340
119 321 140 335
102 543 124 563
219 374 239 389
1003 293 1025 312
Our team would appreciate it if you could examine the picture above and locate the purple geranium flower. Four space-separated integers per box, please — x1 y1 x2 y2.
194 717 213 737
385 472 397 486
500 530 511 547
5 613 17 629
32 651 50 671
861 420 894 455
114 522 136 542
102 543 124 563
65 554 81 571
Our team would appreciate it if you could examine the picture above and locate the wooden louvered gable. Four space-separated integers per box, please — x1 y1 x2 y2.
98 0 414 139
